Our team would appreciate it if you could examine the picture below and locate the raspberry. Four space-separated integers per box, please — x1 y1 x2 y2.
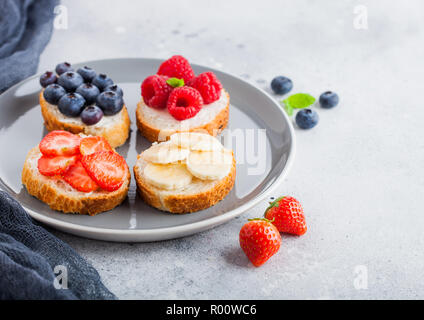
167 87 203 120
157 55 195 83
188 72 222 104
141 75 172 109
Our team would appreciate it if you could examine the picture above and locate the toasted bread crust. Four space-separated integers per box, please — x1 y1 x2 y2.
39 91 131 148
133 157 236 214
22 147 130 216
135 92 230 143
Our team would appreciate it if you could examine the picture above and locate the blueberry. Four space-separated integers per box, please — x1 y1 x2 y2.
104 84 123 97
271 76 293 95
57 71 84 92
43 84 66 105
77 66 97 83
39 71 57 88
55 62 73 75
81 105 104 125
58 93 86 117
319 91 339 109
96 91 124 116
92 74 114 91
295 109 319 129
76 83 100 105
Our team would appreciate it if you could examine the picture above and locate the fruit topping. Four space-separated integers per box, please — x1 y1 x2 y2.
57 71 84 92
143 163 192 190
37 155 78 177
80 105 104 126
76 83 100 105
239 218 282 267
39 71 57 88
81 151 127 192
77 66 97 83
55 62 73 75
92 74 114 91
43 84 66 105
39 130 81 156
187 72 222 104
96 91 124 116
62 160 99 192
264 196 307 235
141 141 190 164
319 91 339 109
157 55 195 83
170 132 223 151
186 150 233 180
79 136 112 156
295 108 319 129
141 75 173 109
271 76 293 95
58 92 86 117
167 86 203 120
105 84 123 97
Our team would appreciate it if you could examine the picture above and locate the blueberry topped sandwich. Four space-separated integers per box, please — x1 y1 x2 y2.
39 62 130 148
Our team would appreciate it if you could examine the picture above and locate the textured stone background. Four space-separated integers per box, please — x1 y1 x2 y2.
38 0 424 299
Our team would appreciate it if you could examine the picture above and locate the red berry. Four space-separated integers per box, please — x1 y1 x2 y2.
37 155 78 177
157 55 195 83
239 219 281 267
167 87 203 120
81 151 128 192
188 72 222 104
39 130 81 156
62 160 99 192
264 196 307 236
141 75 173 109
79 136 113 156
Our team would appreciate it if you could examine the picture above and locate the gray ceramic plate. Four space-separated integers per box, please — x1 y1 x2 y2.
0 58 295 242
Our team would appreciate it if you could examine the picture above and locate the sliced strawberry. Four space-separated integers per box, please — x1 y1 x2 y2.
79 136 113 156
81 151 127 192
62 160 99 192
37 155 78 177
39 130 81 156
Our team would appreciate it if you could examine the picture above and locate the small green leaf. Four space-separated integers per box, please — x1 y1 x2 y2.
283 103 294 116
282 93 316 113
166 77 185 88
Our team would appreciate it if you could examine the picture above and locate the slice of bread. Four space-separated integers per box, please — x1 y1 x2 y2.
22 147 130 216
39 91 131 148
136 89 229 143
133 154 236 214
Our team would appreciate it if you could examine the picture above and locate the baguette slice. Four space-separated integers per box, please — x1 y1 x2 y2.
136 89 229 143
22 146 130 216
39 91 131 148
133 154 236 214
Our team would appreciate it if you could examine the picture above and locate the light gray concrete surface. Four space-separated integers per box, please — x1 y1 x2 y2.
38 0 424 299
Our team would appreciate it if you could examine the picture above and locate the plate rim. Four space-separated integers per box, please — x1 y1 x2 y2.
0 57 296 241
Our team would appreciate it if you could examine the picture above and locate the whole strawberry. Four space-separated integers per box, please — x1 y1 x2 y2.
264 196 307 236
239 218 281 267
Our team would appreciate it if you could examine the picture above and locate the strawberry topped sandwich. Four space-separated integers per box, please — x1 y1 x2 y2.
136 55 230 142
22 130 130 215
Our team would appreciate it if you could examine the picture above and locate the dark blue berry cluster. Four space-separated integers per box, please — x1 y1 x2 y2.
40 62 124 125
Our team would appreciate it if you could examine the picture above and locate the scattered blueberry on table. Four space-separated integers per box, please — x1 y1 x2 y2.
319 91 339 109
295 109 319 129
271 76 293 95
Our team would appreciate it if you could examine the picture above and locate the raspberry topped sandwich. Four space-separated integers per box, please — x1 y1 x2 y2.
134 132 236 214
39 62 130 148
136 56 230 142
22 130 130 215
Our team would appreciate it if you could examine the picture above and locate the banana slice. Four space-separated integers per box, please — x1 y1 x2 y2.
170 132 223 151
186 150 233 180
143 163 192 190
141 141 190 164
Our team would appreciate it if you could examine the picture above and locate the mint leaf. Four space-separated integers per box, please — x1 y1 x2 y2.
282 93 316 116
166 77 185 88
